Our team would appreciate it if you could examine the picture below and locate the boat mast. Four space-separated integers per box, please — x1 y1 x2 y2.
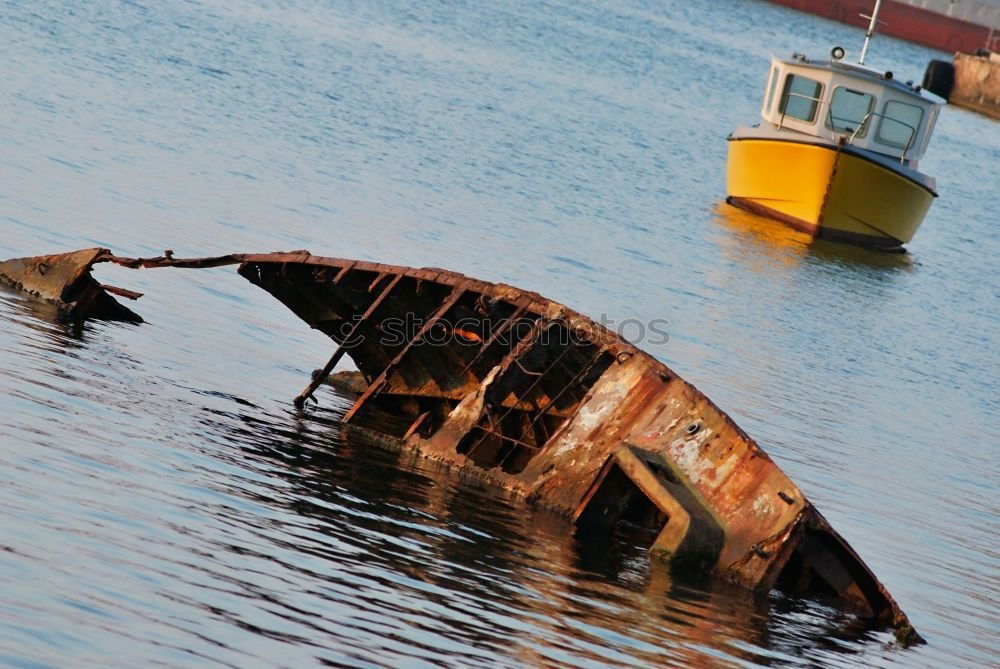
858 0 884 65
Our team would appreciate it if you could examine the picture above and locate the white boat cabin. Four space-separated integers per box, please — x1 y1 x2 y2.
759 54 943 166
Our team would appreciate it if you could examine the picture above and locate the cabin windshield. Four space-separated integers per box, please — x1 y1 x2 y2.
780 74 823 122
761 59 937 162
877 100 922 150
827 87 874 135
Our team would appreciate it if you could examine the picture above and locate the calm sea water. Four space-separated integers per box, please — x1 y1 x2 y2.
1 0 997 666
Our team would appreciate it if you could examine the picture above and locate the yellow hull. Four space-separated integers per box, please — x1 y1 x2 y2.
726 138 934 248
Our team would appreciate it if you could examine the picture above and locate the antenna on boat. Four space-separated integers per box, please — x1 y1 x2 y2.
858 0 885 65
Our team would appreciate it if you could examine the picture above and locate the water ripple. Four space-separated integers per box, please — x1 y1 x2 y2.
1 0 997 667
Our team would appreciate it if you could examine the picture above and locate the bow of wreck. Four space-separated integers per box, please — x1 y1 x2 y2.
0 248 922 643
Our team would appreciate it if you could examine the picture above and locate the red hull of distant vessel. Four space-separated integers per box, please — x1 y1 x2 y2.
764 0 999 53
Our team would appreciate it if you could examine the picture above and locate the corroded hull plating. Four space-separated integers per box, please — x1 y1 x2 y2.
727 138 935 248
0 248 923 643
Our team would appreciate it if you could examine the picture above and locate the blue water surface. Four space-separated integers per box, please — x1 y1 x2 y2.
1 1 997 667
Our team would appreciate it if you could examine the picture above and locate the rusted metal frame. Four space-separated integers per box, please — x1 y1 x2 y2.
402 411 431 440
353 381 576 416
358 271 443 380
485 339 575 431
265 263 358 330
314 271 427 377
377 277 470 393
512 357 543 377
293 274 403 408
551 354 586 387
756 514 808 595
489 344 576 469
524 393 550 444
317 273 373 313
342 288 465 424
407 299 487 393
494 424 538 470
367 271 388 292
100 284 143 300
527 346 607 428
571 453 621 523
279 261 303 289
797 518 896 620
101 252 518 315
457 303 528 375
341 285 462 420
461 318 550 459
473 293 491 317
463 409 544 470
298 259 495 302
426 301 490 372
396 342 464 398
413 301 531 398
110 253 251 269
83 252 563 345
252 264 385 379
528 338 587 406
331 261 355 284
458 304 529 376
330 275 417 381
550 358 593 406
469 424 540 453
0 247 929 642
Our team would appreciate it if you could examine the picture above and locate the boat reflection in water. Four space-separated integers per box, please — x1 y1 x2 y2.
712 201 916 272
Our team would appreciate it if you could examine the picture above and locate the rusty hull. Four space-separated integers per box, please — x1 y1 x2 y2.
0 248 142 321
0 248 922 643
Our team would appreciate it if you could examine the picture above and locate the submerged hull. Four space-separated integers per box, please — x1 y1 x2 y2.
726 137 935 249
0 247 924 643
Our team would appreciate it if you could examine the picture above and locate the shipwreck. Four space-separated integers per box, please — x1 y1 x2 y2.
0 247 922 643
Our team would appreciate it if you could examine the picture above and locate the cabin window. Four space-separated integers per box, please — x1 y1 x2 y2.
920 106 938 154
877 100 923 151
826 87 875 136
780 74 823 123
765 67 779 112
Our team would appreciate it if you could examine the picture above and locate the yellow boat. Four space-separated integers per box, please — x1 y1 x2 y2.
726 2 945 250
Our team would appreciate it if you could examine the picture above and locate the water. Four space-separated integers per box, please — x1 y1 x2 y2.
1 0 997 666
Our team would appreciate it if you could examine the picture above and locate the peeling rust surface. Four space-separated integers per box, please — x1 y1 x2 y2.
0 248 923 644
0 248 142 321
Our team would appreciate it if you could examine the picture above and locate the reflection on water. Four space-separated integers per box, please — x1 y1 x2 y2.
713 200 815 258
712 201 916 273
1 0 997 666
